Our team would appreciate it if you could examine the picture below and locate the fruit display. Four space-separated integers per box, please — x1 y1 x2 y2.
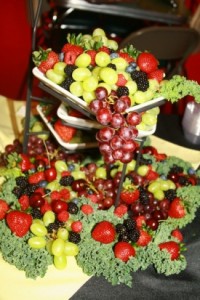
0 27 200 291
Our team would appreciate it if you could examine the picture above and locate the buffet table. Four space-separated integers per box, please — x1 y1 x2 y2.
0 96 200 300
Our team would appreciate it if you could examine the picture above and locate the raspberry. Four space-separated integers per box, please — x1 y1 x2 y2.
71 220 83 233
114 204 128 217
59 188 70 201
81 204 93 215
57 210 69 222
18 195 29 210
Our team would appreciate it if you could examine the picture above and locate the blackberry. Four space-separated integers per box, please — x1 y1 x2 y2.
169 164 183 174
23 184 38 196
164 189 177 201
59 175 74 186
123 218 136 231
131 70 143 80
15 176 28 188
136 75 149 91
68 231 81 244
31 208 43 219
118 233 130 243
116 223 127 235
107 63 117 70
178 175 190 186
116 86 129 97
68 202 79 214
128 229 140 243
12 186 23 198
60 77 74 91
47 222 60 233
139 189 149 206
64 65 77 76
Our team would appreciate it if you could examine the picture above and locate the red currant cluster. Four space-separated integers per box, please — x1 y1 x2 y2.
89 87 141 164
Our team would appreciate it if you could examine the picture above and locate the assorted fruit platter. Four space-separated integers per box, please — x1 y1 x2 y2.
0 27 200 288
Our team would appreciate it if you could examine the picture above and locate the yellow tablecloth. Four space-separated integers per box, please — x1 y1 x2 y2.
0 95 199 300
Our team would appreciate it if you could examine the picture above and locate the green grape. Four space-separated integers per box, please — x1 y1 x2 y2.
132 91 148 104
32 218 44 225
148 181 161 193
125 80 137 95
111 57 128 71
146 107 160 115
148 79 160 91
95 166 107 179
153 189 165 201
99 67 118 85
136 122 150 131
30 223 47 237
75 53 91 68
53 62 67 75
46 69 65 85
126 160 136 172
52 238 65 256
65 219 74 231
93 35 108 46
43 211 56 227
82 90 96 104
92 27 106 37
64 241 79 256
54 254 67 270
82 76 98 92
57 228 69 241
159 179 171 191
71 170 86 180
92 66 102 80
107 39 118 50
54 160 68 172
46 240 53 254
46 180 60 192
142 113 157 126
72 67 91 81
95 52 111 67
137 165 149 176
166 179 176 189
28 236 46 249
143 89 154 101
69 81 83 97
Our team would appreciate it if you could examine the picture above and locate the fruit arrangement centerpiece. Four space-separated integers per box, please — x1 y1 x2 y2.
0 27 200 289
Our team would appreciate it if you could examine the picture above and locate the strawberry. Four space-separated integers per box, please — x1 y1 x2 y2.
86 49 97 66
120 189 139 205
114 204 128 217
114 241 136 262
64 51 77 65
50 191 61 201
171 229 183 242
54 119 77 142
81 204 94 215
159 241 180 260
145 169 159 181
148 68 165 82
33 48 59 74
19 153 32 172
136 229 152 247
118 52 134 63
154 153 167 161
6 210 32 237
59 188 70 201
18 195 29 210
91 220 116 244
168 197 186 219
28 171 46 184
137 52 158 73
0 199 9 220
61 43 84 56
98 46 110 54
135 215 146 228
116 73 128 86
71 220 83 233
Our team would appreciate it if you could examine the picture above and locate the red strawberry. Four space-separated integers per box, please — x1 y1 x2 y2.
71 220 83 233
114 204 128 217
18 195 29 211
98 46 110 54
137 52 158 73
145 169 159 181
59 188 70 201
116 73 128 86
154 153 167 161
136 229 152 247
86 49 97 66
64 51 77 65
81 204 94 215
159 241 180 260
114 241 136 262
168 197 186 219
6 211 32 237
0 199 9 220
54 119 77 142
120 189 139 205
61 43 84 56
50 191 61 201
148 68 165 82
19 153 32 172
28 171 46 184
171 229 183 242
135 215 146 228
91 220 116 244
33 48 59 74
118 52 134 63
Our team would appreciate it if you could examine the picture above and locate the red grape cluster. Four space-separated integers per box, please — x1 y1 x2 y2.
89 87 141 164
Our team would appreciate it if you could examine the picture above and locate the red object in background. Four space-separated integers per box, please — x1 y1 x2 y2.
0 0 32 100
